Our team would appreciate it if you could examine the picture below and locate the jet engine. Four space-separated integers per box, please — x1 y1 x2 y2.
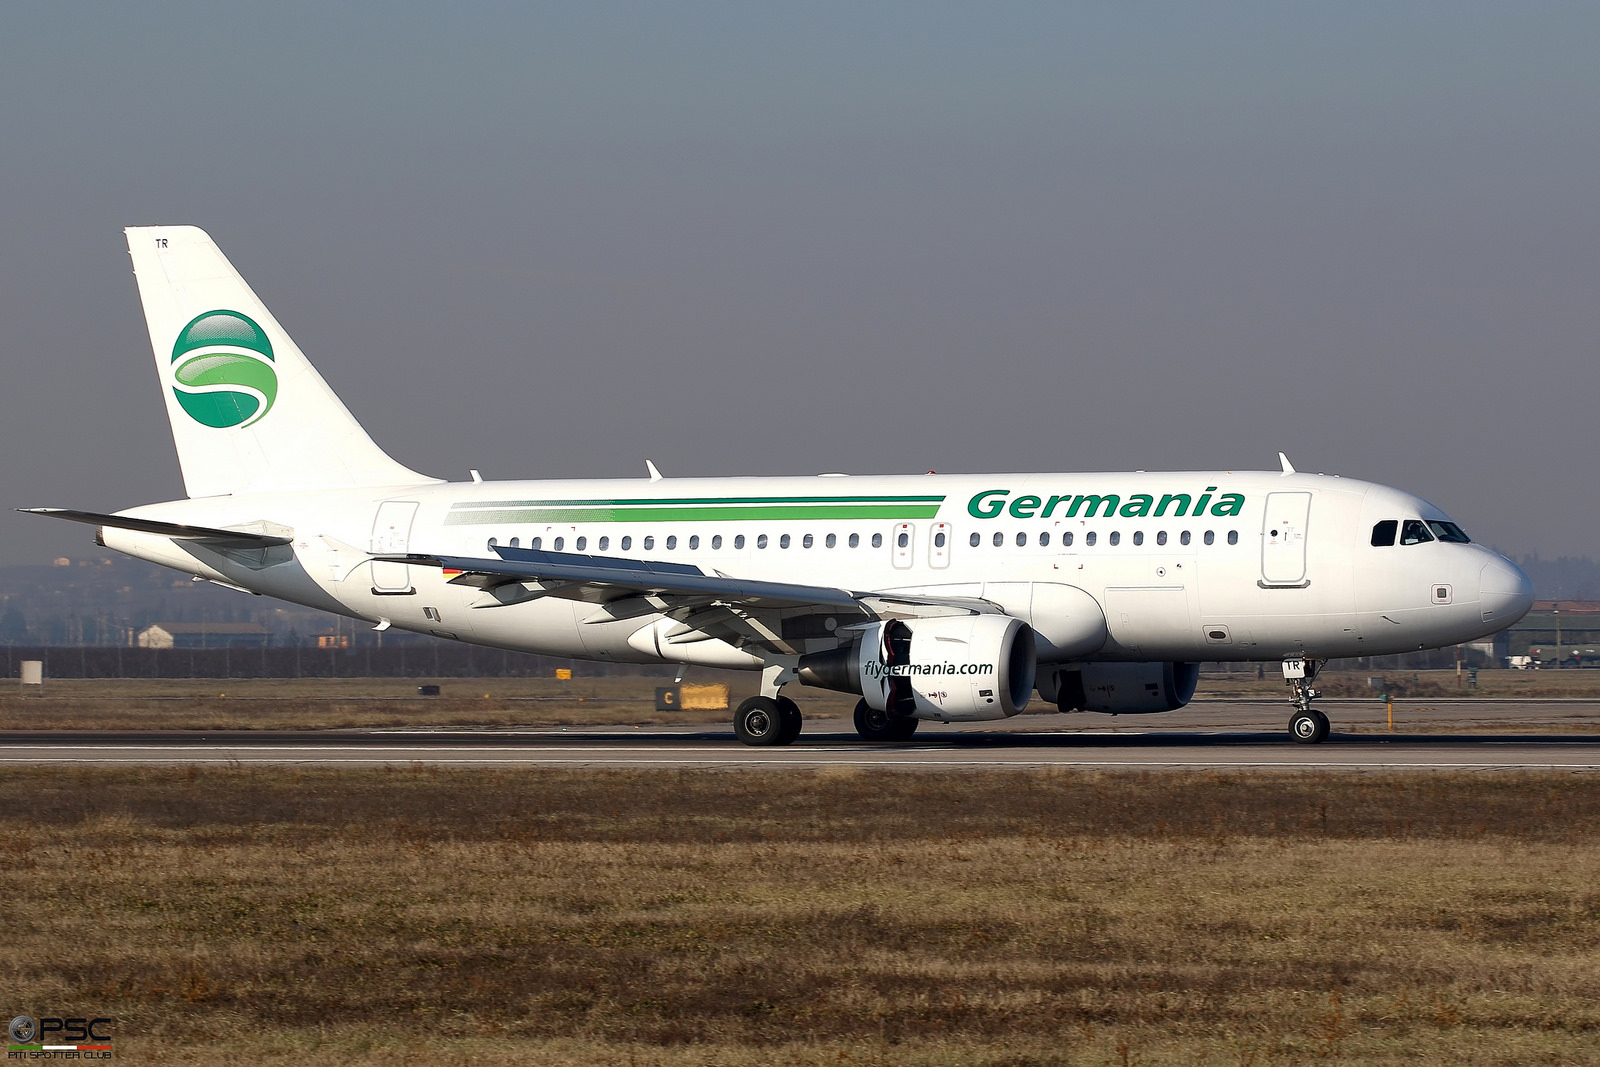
1040 661 1199 714
798 615 1036 721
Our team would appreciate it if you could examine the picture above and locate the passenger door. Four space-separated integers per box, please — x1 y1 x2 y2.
1260 492 1311 587
370 500 419 594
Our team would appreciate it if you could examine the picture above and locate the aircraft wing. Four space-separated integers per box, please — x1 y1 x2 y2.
20 508 294 549
382 545 993 657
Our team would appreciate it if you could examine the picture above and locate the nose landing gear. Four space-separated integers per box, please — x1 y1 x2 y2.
1284 657 1330 744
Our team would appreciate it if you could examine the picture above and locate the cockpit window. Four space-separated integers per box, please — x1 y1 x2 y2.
1400 519 1434 545
1370 520 1397 547
1427 520 1471 544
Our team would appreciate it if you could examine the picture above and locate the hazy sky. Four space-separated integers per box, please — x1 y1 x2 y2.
2 3 1596 564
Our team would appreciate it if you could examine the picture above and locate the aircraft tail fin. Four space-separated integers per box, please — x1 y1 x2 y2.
124 226 437 498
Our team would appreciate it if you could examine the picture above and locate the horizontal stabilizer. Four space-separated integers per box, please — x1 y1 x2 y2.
19 508 294 548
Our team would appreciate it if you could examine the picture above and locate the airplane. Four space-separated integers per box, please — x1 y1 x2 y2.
25 226 1535 746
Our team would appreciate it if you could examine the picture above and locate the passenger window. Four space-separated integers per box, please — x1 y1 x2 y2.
934 531 946 548
1400 519 1434 545
780 534 791 549
599 536 609 551
849 533 860 548
688 535 699 550
553 537 563 550
970 532 981 547
1062 532 1073 546
510 537 521 548
487 537 498 549
993 531 1004 547
1371 520 1397 547
896 531 908 548
757 534 768 549
1085 532 1097 546
1016 532 1027 547
802 533 813 548
712 534 722 550
872 533 883 548
734 534 745 549
665 535 676 550
1180 531 1191 546
576 536 587 551
1039 531 1050 547
826 533 836 548
1132 531 1144 546
1156 531 1167 546
1427 520 1471 544
1227 531 1238 545
1109 531 1121 546
621 535 632 551
643 535 655 550
1203 531 1214 545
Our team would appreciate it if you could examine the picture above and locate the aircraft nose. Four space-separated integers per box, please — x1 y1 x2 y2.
1480 557 1535 626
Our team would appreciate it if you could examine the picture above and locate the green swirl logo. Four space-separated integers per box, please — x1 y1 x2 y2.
170 310 278 428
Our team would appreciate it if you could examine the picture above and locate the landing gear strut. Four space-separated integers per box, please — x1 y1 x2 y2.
1284 657 1330 744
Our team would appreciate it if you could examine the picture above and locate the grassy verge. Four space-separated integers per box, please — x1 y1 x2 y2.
2 670 1597 732
4 768 1600 1063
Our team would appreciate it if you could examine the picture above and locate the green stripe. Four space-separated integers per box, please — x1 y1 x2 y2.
445 504 942 525
452 495 944 509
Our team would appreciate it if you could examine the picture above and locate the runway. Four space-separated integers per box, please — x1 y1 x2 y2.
4 700 1600 769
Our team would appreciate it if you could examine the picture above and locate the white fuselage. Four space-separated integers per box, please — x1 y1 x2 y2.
101 469 1532 671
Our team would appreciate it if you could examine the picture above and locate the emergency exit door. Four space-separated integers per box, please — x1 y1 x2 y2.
1260 492 1311 586
370 500 419 594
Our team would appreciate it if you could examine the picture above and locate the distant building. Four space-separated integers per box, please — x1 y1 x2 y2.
137 622 273 649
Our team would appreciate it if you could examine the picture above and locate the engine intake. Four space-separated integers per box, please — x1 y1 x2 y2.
1042 661 1199 714
799 615 1036 721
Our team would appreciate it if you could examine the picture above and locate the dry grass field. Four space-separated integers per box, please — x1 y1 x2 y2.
4 768 1600 1064
3 669 1599 732
0 676 778 732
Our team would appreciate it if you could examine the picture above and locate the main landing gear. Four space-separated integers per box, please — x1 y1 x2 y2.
731 661 924 747
733 694 803 747
733 662 804 747
852 698 919 743
1284 657 1330 744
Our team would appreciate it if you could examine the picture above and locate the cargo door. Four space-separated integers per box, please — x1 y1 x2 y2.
1104 585 1195 657
1261 492 1311 586
370 500 419 594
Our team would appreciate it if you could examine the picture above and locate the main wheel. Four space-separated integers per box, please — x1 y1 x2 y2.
1312 709 1331 743
776 696 803 746
854 698 920 743
734 696 785 747
1289 710 1323 744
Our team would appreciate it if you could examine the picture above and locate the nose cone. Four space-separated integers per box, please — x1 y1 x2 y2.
1480 557 1535 627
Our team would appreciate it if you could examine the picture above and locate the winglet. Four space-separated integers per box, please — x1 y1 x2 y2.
646 460 664 482
1278 451 1296 475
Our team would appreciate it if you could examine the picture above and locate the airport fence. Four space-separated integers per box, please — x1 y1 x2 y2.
0 644 669 680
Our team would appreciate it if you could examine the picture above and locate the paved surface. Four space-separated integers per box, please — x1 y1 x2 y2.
4 700 1600 770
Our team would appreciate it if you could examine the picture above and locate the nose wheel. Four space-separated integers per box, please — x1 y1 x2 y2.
1290 708 1330 744
1284 657 1331 744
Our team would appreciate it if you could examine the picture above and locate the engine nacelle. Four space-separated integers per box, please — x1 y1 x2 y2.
799 615 1036 721
1040 661 1199 714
